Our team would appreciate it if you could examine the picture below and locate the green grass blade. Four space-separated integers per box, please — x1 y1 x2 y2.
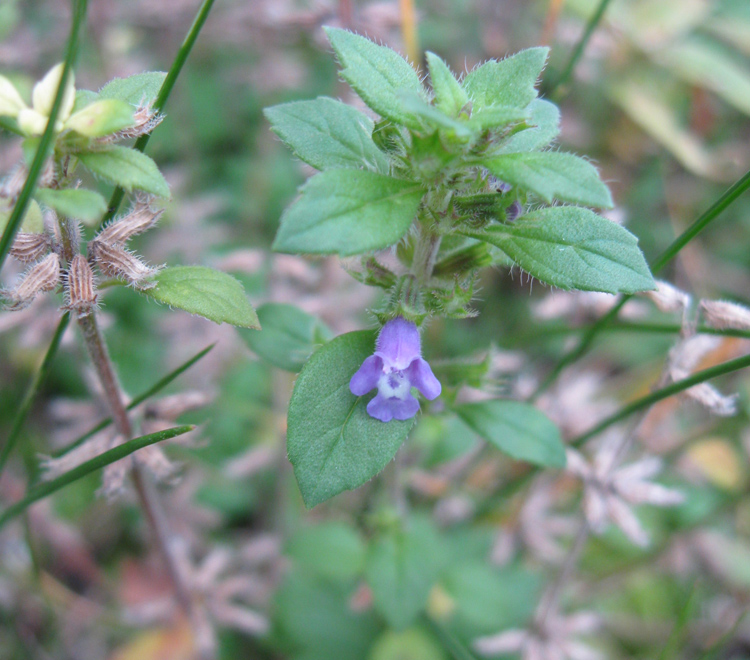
0 424 194 530
0 313 71 478
545 0 614 96
99 0 217 228
572 353 750 446
531 167 750 399
0 0 88 273
51 342 214 457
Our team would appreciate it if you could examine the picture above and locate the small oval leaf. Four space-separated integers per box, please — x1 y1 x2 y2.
455 399 566 467
143 266 259 328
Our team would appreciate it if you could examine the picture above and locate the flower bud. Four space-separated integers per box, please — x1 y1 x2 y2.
0 75 26 117
10 232 51 263
2 252 60 310
65 254 98 312
32 63 75 121
90 240 158 288
645 280 690 314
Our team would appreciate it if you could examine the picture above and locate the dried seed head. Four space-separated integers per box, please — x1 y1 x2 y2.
2 252 60 310
701 299 750 332
97 199 163 245
105 105 164 141
644 280 691 314
90 240 159 289
0 165 28 199
10 232 51 263
65 254 98 312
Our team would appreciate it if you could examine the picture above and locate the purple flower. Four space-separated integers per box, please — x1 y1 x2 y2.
350 317 441 422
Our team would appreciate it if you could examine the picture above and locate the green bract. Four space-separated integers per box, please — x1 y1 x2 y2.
266 27 654 299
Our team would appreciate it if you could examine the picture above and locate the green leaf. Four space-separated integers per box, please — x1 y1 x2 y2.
287 330 414 508
463 47 548 109
370 628 448 660
466 206 656 294
274 570 381 660
0 425 194 530
143 266 260 328
498 98 560 153
79 146 170 198
35 188 107 224
426 52 469 118
273 170 424 256
455 399 565 467
465 104 529 133
286 523 366 582
264 96 390 174
484 151 613 208
71 88 99 114
442 562 542 638
65 99 134 137
365 517 446 629
99 71 167 107
239 302 331 372
1 198 43 234
325 27 426 130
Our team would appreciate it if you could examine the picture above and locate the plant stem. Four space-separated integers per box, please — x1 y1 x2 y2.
546 0 614 97
0 0 88 273
0 313 70 479
99 0 217 228
412 228 442 285
399 0 420 67
75 309 214 656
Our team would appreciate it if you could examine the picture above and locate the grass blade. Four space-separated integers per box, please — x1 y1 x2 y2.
572 352 750 446
99 0 217 228
0 0 88 273
0 313 71 478
0 424 194 530
51 342 215 457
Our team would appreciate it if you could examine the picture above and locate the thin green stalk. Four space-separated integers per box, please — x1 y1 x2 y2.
531 168 750 399
0 425 193 530
423 615 478 660
0 312 70 478
572 352 750 446
51 342 214 457
546 0 614 96
99 0 217 228
657 581 700 660
0 0 88 273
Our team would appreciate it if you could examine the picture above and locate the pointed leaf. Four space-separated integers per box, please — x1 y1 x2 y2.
287 330 414 508
455 400 566 467
79 146 170 198
426 52 469 118
273 170 424 256
484 151 613 208
264 96 390 173
99 71 167 107
466 206 655 293
239 302 331 372
498 98 560 153
143 266 260 328
35 187 107 224
325 27 425 129
463 47 548 109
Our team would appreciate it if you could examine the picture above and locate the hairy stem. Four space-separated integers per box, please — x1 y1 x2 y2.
412 227 442 286
75 309 214 656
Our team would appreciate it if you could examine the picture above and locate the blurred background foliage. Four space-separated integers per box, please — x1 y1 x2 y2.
1 0 750 659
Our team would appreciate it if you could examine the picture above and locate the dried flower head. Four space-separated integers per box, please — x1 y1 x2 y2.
644 280 691 315
475 611 602 660
96 198 163 245
566 440 684 547
64 254 98 312
2 252 60 310
10 232 52 263
700 299 750 332
89 241 159 289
